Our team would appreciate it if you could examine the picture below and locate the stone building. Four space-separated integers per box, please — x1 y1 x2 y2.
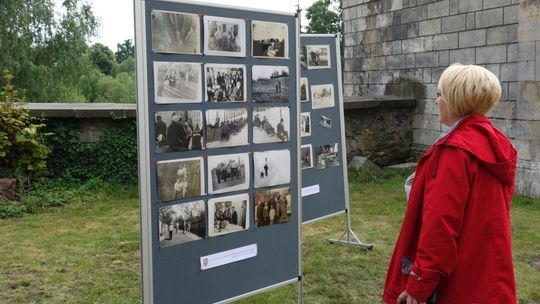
341 0 540 197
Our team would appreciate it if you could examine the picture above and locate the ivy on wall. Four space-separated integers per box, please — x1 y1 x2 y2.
45 118 138 185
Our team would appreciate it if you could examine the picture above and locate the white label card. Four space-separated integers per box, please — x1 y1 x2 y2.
301 184 320 197
200 244 258 271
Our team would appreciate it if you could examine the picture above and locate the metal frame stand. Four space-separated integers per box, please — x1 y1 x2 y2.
327 209 373 250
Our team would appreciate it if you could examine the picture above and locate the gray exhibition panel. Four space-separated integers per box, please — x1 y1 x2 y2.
135 1 301 303
300 34 348 223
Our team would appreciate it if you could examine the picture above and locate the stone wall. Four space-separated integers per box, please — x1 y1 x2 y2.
344 97 416 165
342 0 540 198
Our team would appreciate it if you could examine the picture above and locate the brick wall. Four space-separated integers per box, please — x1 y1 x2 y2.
342 0 540 197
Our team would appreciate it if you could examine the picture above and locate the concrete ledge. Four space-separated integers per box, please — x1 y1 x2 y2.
26 103 136 118
344 96 417 110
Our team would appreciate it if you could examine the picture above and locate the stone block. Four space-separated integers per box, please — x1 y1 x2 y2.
518 41 536 61
401 5 428 23
459 29 486 48
501 63 518 82
431 67 447 83
413 129 441 146
486 24 518 45
476 45 507 64
416 52 439 67
513 120 540 141
466 12 475 30
367 15 378 30
458 0 482 13
507 43 518 62
388 24 409 40
402 37 425 53
484 64 501 79
357 4 368 18
419 19 441 36
408 22 419 38
483 0 511 9
449 48 475 64
352 18 368 32
368 84 386 95
508 82 519 100
517 61 535 81
343 7 356 20
516 161 540 198
434 33 459 50
423 68 432 82
488 101 515 119
490 118 512 136
364 30 379 44
392 40 402 54
376 13 393 28
449 0 459 14
517 0 540 41
441 14 467 33
344 46 354 59
516 82 540 120
428 0 450 18
512 139 540 161
500 82 509 101
413 113 441 130
475 8 503 28
391 0 404 11
406 54 416 68
503 4 518 24
537 41 540 82
369 70 394 83
393 11 402 25
439 50 450 66
386 55 407 69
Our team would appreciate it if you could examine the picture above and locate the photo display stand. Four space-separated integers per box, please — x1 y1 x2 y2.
299 34 372 250
135 1 301 303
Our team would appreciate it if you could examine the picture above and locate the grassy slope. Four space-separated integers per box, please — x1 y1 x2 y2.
0 173 538 303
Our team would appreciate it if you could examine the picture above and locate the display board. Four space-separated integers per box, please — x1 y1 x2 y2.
300 34 348 223
135 1 301 303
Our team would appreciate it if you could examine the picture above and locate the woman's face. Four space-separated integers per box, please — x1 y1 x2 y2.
436 88 456 126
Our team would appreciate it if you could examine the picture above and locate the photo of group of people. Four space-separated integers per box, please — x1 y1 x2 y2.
207 153 250 194
206 109 248 148
159 200 206 247
157 158 205 202
208 193 249 237
205 64 246 102
254 187 291 227
155 111 203 153
154 61 201 103
203 16 246 57
252 65 289 102
253 107 290 144
306 45 331 69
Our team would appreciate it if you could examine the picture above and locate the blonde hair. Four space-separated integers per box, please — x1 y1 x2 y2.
438 63 501 116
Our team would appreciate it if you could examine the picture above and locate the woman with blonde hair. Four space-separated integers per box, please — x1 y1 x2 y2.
383 63 517 304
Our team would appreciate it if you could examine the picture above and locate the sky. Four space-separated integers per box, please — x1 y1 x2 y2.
87 0 318 52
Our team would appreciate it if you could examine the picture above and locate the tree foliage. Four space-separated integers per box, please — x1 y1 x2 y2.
115 39 135 63
0 71 51 181
305 0 342 34
89 43 116 75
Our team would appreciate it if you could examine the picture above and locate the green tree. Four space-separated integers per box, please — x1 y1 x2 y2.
115 39 135 63
0 0 99 102
305 0 342 34
90 43 116 75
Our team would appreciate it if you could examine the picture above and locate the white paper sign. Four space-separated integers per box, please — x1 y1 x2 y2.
200 244 258 271
301 184 320 197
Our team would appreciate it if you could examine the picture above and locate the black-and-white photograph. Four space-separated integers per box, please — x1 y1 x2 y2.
252 65 289 103
203 15 246 57
315 143 340 170
307 44 331 69
151 10 200 54
253 150 290 188
205 64 246 102
320 115 332 129
253 107 290 144
159 200 206 247
301 112 311 137
301 144 313 169
254 187 291 227
208 193 249 237
300 77 309 102
155 111 203 153
252 21 288 58
311 84 335 109
205 109 248 148
154 61 201 103
207 153 250 194
157 157 204 202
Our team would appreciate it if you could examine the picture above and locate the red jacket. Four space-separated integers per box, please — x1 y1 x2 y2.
383 115 517 303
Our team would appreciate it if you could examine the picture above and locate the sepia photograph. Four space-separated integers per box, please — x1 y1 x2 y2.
315 143 340 170
208 193 249 237
253 107 290 144
157 157 204 202
205 63 246 102
205 109 248 148
311 84 335 109
301 144 313 169
151 10 200 54
254 187 291 227
300 77 309 102
155 111 203 153
159 200 206 247
320 115 332 129
307 45 331 69
252 21 288 58
207 153 250 194
203 15 246 57
252 65 289 103
154 61 201 103
301 112 311 137
253 150 290 188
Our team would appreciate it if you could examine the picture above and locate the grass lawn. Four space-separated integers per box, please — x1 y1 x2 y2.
1 170 539 303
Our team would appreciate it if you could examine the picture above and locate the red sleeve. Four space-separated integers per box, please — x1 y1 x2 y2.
406 146 476 301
